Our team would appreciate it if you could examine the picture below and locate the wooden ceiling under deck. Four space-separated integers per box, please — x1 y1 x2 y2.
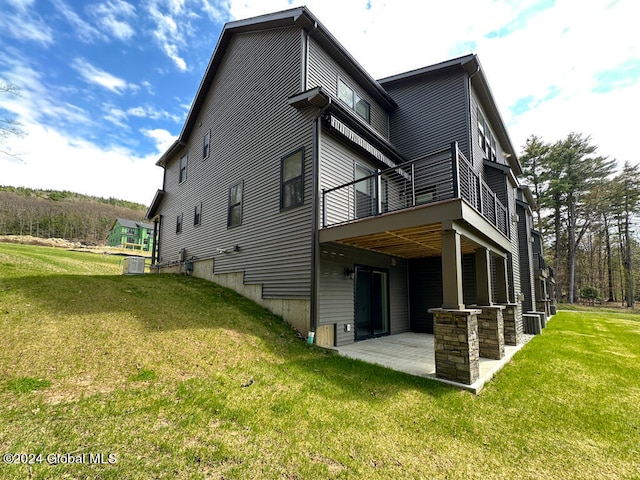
333 222 478 259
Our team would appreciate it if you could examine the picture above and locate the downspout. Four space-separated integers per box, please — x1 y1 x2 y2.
310 98 332 336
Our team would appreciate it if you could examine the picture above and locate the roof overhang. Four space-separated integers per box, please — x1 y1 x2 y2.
379 54 523 176
146 189 165 220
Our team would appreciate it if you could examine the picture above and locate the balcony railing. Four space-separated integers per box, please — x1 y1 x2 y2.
322 142 509 237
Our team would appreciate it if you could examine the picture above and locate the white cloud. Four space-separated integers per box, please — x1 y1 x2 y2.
1 123 166 204
89 0 137 41
147 1 189 71
71 58 132 94
0 2 54 46
51 0 106 43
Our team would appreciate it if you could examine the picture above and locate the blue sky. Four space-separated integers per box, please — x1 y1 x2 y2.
1 0 638 204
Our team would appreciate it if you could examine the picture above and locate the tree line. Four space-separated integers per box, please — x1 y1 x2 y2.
520 133 640 307
0 186 148 245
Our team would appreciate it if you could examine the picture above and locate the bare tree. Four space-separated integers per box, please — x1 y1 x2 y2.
0 82 27 161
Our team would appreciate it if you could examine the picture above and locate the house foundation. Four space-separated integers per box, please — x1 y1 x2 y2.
430 308 481 385
477 305 505 360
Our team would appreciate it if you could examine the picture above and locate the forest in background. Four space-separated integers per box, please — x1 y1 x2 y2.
0 185 148 245
521 133 640 306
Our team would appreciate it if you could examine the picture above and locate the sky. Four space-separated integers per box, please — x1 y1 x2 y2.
1 0 638 205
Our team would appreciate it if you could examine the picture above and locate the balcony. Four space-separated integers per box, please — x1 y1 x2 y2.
322 142 509 239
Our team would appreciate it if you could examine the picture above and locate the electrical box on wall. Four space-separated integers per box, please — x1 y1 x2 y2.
344 323 351 332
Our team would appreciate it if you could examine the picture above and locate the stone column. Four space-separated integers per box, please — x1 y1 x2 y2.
429 308 481 385
501 303 521 345
441 229 465 310
477 305 505 359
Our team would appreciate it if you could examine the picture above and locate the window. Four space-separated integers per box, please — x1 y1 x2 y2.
203 130 210 159
280 148 304 209
194 202 202 226
179 153 188 182
338 78 370 123
227 181 243 228
176 213 183 234
477 108 497 162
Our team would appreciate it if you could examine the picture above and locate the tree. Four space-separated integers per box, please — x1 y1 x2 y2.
521 133 616 303
520 135 551 231
0 82 27 160
611 161 640 307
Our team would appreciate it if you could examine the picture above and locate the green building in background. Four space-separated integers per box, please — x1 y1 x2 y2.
107 218 154 251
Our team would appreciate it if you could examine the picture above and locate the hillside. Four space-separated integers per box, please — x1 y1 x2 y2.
0 243 638 479
0 185 148 244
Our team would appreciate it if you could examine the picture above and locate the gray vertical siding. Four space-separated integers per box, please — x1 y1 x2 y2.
307 37 390 138
319 242 409 346
381 69 469 160
157 27 314 298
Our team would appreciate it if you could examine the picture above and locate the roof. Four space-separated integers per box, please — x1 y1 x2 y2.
379 54 523 176
157 6 396 168
113 218 154 230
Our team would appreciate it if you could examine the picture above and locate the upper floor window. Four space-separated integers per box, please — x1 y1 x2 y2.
338 78 370 123
227 181 243 228
203 130 210 159
194 202 202 226
281 148 304 210
477 109 497 162
179 153 188 183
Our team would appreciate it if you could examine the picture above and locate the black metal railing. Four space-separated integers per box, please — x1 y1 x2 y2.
322 142 509 237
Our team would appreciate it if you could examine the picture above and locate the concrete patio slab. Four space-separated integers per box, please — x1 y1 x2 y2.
335 332 534 394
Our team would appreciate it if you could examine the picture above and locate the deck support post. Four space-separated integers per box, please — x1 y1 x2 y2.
441 228 465 310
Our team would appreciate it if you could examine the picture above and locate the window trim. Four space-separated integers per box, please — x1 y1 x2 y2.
280 147 305 210
227 181 243 228
179 153 188 183
337 77 370 123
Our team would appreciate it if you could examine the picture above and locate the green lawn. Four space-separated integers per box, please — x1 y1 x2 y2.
1 242 639 479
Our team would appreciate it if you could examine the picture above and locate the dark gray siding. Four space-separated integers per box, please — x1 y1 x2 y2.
408 257 442 334
517 202 535 312
307 37 389 138
470 89 510 171
383 69 469 160
157 27 314 298
319 243 409 346
462 253 476 306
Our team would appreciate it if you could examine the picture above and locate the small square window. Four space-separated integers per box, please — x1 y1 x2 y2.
227 181 243 228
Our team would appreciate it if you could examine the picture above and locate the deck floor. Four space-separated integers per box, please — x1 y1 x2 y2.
335 332 534 393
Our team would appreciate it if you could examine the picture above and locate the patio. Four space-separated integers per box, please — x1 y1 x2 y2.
335 332 534 394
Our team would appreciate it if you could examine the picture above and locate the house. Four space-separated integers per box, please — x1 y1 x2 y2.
146 7 551 385
107 218 154 251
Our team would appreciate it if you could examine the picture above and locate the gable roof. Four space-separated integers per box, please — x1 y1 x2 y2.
156 6 397 168
113 218 154 230
379 54 523 175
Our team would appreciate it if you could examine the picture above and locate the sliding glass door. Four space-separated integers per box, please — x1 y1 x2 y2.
355 266 390 340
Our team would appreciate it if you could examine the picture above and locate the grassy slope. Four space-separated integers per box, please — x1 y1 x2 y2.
0 243 638 479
